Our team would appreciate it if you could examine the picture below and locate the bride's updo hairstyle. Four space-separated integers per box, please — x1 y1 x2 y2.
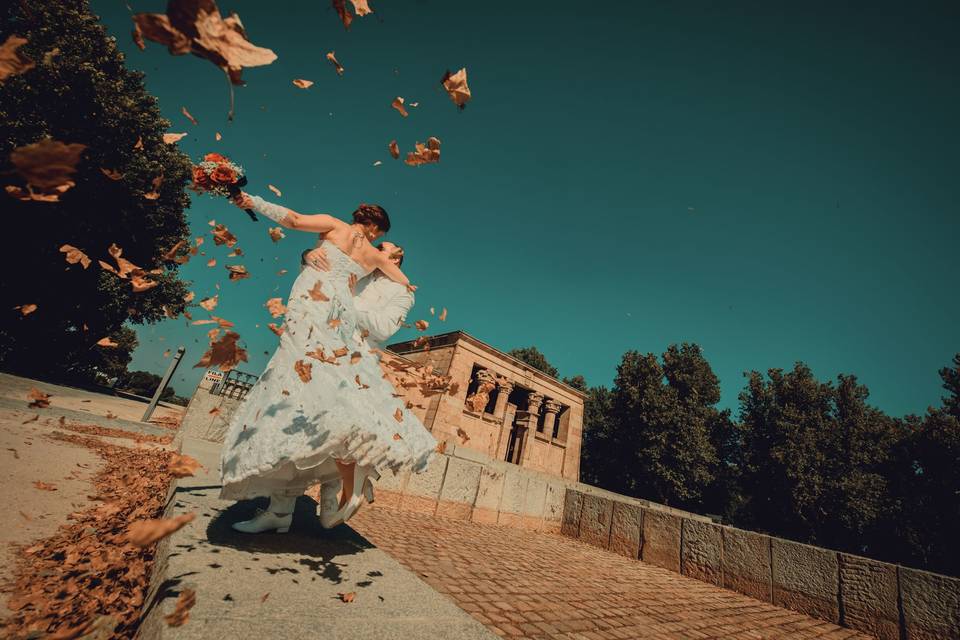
353 204 391 233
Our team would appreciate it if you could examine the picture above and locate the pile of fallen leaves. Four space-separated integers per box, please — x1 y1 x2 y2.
1 426 176 639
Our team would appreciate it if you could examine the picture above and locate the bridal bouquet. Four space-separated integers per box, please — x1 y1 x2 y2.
191 153 257 221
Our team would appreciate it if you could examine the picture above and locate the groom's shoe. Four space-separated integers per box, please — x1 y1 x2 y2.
232 508 292 534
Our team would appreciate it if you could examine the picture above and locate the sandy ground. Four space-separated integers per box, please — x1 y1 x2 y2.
0 374 183 616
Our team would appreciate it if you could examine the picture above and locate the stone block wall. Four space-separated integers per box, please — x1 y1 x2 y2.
559 486 960 639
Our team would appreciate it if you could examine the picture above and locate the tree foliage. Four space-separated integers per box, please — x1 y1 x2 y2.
0 0 192 383
508 346 559 378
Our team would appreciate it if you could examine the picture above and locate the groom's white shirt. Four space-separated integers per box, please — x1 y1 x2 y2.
352 271 415 348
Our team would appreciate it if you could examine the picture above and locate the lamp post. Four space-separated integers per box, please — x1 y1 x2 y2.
142 346 185 423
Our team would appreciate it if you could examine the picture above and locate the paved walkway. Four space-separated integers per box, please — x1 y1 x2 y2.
350 507 873 640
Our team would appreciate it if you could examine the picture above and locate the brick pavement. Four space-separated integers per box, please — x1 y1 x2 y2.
350 506 873 640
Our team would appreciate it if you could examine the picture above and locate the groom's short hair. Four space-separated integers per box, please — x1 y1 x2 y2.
377 243 404 267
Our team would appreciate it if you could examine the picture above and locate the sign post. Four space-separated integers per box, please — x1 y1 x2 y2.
142 346 185 423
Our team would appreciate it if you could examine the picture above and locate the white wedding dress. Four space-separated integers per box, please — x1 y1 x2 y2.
218 239 437 503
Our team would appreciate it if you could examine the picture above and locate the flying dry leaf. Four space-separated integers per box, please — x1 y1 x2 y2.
393 433 403 441
339 591 356 603
0 35 35 83
163 132 188 144
100 167 123 180
168 453 203 478
268 226 285 242
59 244 91 269
193 331 248 372
388 140 399 159
10 139 86 190
215 131 222 141
268 184 282 197
143 174 163 200
350 351 362 364
164 588 196 627
332 0 353 29
294 359 312 383
96 337 119 348
409 101 419 107
404 137 441 166
227 248 243 257
326 51 344 75
373 160 382 167
163 349 172 357
292 78 313 89
277 268 288 276
268 322 284 336
131 274 160 292
328 318 341 329
265 297 286 318
391 96 408 117
5 183 73 203
183 291 196 303
226 264 250 281
134 136 144 150
199 295 218 311
415 320 429 331
132 21 147 50
27 388 51 408
15 303 38 316
355 375 369 389
33 481 57 491
456 427 470 443
129 513 196 548
447 381 460 395
439 308 447 321
441 68 471 109
394 408 403 422
181 106 198 125
212 223 238 247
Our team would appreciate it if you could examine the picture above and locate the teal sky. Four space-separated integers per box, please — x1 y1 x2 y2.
94 1 959 419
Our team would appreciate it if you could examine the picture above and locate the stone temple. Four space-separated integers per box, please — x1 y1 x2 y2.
180 330 584 482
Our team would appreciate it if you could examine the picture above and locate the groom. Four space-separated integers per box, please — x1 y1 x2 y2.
301 239 414 348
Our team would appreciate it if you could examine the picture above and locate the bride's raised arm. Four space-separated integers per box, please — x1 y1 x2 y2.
373 248 412 287
239 193 340 234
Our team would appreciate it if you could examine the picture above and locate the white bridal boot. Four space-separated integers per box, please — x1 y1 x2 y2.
231 507 292 534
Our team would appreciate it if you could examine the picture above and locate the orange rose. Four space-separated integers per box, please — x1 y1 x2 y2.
210 165 237 184
192 166 212 189
203 152 229 163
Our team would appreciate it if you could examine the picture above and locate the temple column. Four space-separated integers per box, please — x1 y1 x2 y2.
492 379 515 459
466 368 497 413
519 392 544 466
543 399 561 439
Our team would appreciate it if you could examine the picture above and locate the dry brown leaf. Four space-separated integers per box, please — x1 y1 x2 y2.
394 408 403 422
134 136 144 150
268 226 285 242
183 291 196 303
143 174 164 200
227 248 243 257
27 388 51 408
168 453 202 478
441 68 471 109
404 137 441 166
33 481 57 491
326 51 344 75
277 268 288 276
14 303 38 315
10 139 86 191
339 591 356 603
207 258 217 267
198 295 218 311
260 592 270 603
414 320 429 331
292 78 313 89
355 374 369 389
163 348 172 357
388 140 399 159
0 35 35 83
393 433 403 441
163 132 188 143
164 588 196 627
215 131 222 140
308 281 329 301
435 441 447 454
447 381 460 395
456 427 470 443
268 184 282 197
193 331 248 372
96 337 119 348
391 96 408 117
439 307 448 321
265 297 286 318
59 244 91 269
268 322 284 336
133 20 147 50
226 264 250 281
181 106 198 125
328 318 341 329
211 223 238 247
129 513 196 547
294 359 312 383
350 351 362 364
332 0 354 29
131 274 159 292
100 167 123 180
332 347 349 358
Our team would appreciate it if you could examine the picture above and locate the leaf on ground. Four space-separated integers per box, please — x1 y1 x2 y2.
27 388 51 408
164 588 196 627
33 481 57 491
338 591 356 603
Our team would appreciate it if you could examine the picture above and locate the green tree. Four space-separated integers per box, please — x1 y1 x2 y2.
579 385 614 486
0 0 192 383
562 374 587 392
115 368 176 400
88 326 138 383
508 346 559 378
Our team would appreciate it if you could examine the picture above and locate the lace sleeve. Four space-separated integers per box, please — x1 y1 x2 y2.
248 195 289 224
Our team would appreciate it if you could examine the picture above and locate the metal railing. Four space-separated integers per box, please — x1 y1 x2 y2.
211 370 258 400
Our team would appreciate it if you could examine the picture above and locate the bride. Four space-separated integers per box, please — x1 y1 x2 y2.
218 191 437 533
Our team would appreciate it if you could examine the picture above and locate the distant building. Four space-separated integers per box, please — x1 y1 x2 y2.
387 331 585 482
